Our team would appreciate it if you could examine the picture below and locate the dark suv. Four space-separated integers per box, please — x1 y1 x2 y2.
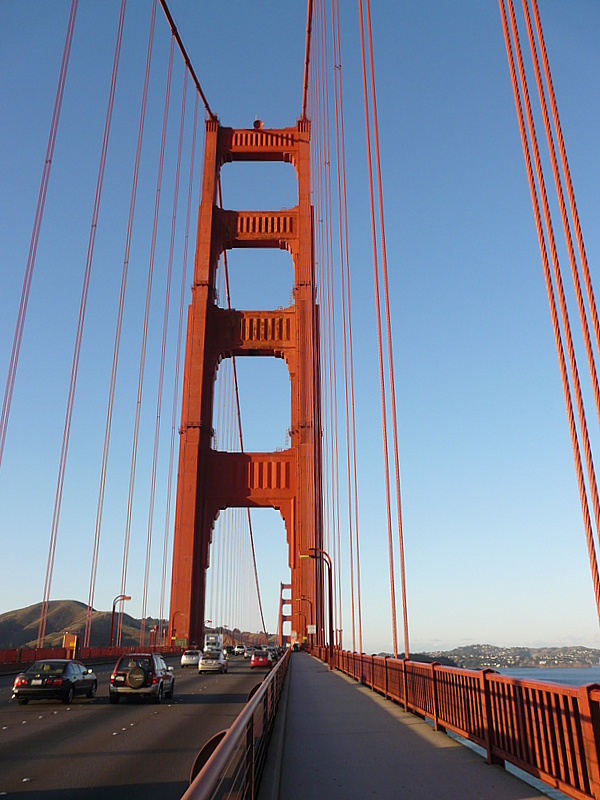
109 653 174 704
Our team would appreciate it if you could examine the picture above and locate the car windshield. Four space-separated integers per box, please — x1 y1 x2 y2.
27 661 66 675
119 657 152 671
184 650 199 656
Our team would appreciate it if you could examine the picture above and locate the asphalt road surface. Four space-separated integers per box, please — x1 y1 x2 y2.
0 655 267 799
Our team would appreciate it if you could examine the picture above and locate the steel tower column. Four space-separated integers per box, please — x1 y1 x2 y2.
168 119 324 648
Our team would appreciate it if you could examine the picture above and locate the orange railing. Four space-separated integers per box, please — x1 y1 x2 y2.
0 645 182 666
310 647 600 800
181 647 290 800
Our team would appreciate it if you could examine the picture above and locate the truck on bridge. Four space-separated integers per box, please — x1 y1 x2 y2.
204 633 223 651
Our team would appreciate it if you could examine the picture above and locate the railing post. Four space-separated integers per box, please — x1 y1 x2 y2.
384 656 389 700
578 685 600 800
371 655 375 691
431 662 445 732
245 716 255 800
480 668 504 767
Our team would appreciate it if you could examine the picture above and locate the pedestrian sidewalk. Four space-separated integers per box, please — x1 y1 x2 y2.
260 651 552 800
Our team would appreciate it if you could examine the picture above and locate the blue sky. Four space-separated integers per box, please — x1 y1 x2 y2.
1 1 600 654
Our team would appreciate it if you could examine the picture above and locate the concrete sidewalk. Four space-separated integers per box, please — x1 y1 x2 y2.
261 652 552 800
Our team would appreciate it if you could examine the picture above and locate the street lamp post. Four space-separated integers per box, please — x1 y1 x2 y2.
301 548 334 668
296 595 314 646
110 594 131 648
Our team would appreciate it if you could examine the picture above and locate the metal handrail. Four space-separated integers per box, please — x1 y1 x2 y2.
182 647 290 800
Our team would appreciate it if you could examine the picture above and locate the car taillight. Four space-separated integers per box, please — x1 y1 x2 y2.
152 674 158 684
48 677 63 686
110 673 116 684
14 676 26 687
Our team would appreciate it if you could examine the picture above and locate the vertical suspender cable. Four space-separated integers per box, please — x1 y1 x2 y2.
499 0 600 625
218 206 270 645
529 0 600 378
159 92 199 645
84 0 157 646
363 0 410 658
118 0 171 646
83 0 128 647
139 37 181 647
332 0 362 654
506 0 600 622
520 0 600 439
357 0 398 657
39 0 125 647
0 0 78 475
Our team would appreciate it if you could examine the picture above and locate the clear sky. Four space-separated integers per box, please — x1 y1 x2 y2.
1 1 600 654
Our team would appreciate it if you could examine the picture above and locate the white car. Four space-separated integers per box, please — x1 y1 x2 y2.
234 644 244 656
180 649 201 668
198 649 228 674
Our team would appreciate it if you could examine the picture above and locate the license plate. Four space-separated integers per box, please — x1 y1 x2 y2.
31 679 42 685
115 676 124 682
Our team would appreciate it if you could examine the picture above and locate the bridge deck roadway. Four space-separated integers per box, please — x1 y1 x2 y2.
262 652 557 800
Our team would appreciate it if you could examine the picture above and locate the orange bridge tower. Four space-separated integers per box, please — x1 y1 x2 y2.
169 119 324 649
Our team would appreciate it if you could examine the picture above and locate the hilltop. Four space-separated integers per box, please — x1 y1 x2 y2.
0 600 164 649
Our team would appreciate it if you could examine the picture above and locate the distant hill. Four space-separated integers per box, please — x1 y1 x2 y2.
425 643 600 670
0 600 164 649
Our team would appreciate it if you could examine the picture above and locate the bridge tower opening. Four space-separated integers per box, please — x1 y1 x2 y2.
168 118 324 649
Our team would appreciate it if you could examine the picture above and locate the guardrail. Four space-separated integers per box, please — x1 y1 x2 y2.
0 645 182 665
310 646 600 800
182 647 290 800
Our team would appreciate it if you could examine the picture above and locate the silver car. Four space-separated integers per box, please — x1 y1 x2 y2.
181 649 201 668
198 649 228 674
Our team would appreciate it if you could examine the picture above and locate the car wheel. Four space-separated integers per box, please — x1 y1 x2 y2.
17 697 29 705
62 685 74 705
153 683 163 704
165 679 174 699
87 681 97 699
109 693 120 705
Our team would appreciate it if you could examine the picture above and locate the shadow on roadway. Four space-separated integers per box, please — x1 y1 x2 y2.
6 783 189 800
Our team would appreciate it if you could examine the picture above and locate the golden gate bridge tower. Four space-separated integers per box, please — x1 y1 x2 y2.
168 117 324 649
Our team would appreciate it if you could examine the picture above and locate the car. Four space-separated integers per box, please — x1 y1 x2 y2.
181 649 202 668
234 644 244 656
12 659 97 705
198 649 228 674
250 649 273 669
244 646 255 659
109 653 174 704
224 645 234 656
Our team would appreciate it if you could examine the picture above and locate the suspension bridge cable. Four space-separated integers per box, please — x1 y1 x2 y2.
158 0 216 120
528 0 600 399
499 0 600 626
140 37 184 647
0 0 78 475
332 0 363 654
83 0 128 648
301 0 315 119
506 0 600 593
521 0 600 436
357 0 398 658
313 0 343 646
159 92 200 645
362 0 410 659
217 180 270 647
38 0 123 647
84 0 157 646
118 3 171 646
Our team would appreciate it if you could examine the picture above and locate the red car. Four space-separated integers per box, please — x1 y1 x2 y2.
250 649 272 669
